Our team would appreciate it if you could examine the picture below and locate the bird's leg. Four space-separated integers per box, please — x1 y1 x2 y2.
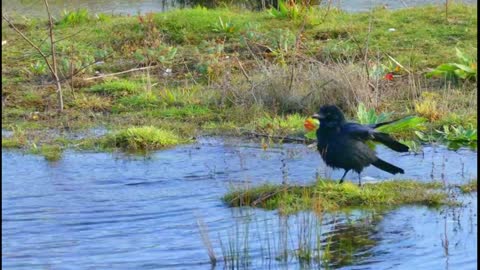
358 173 362 187
339 169 349 184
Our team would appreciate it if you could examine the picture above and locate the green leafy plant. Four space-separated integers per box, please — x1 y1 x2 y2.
416 124 477 150
134 45 177 66
356 103 392 125
213 16 236 34
435 124 477 149
29 61 47 76
426 48 477 82
58 9 90 26
268 0 299 20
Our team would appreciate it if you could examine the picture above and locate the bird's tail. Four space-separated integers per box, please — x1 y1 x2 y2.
373 132 409 152
372 158 404 175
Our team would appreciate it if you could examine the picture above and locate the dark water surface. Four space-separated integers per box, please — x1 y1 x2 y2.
1 0 477 17
2 137 477 269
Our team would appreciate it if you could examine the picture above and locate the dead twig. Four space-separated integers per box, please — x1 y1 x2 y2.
82 65 162 81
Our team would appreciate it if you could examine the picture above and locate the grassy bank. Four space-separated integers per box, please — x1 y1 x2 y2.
2 3 477 155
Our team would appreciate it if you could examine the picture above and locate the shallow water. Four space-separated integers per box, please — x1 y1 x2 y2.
2 137 477 269
1 0 477 17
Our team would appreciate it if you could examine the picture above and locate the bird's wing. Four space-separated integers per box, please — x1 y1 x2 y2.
342 123 409 152
342 123 375 141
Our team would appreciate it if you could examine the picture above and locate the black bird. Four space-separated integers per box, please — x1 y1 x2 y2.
312 105 409 185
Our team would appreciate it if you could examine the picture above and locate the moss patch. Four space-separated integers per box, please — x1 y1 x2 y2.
223 179 454 214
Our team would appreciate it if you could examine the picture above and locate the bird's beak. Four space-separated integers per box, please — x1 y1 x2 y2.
312 113 325 120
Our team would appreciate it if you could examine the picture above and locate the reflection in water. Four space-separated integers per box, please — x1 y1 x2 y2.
217 209 396 269
2 137 477 269
322 212 380 267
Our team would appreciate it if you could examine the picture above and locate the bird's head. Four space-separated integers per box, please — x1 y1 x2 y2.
312 105 346 128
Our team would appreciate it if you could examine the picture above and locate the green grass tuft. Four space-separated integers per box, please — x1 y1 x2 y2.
40 145 63 161
101 126 185 151
113 92 160 111
29 144 63 161
88 79 142 96
2 137 26 148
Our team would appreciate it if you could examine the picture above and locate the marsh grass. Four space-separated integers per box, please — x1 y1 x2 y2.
459 179 477 193
113 92 160 112
1 127 27 148
1 4 477 149
1 137 26 148
88 79 142 96
71 93 112 112
223 179 453 214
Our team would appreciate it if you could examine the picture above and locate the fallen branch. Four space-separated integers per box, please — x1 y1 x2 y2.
243 131 315 144
82 65 162 81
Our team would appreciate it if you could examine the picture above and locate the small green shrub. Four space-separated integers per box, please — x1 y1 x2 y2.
426 48 477 82
356 103 392 125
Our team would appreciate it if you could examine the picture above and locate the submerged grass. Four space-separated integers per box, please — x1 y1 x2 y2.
223 179 452 214
2 136 27 148
459 179 477 193
30 144 63 161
